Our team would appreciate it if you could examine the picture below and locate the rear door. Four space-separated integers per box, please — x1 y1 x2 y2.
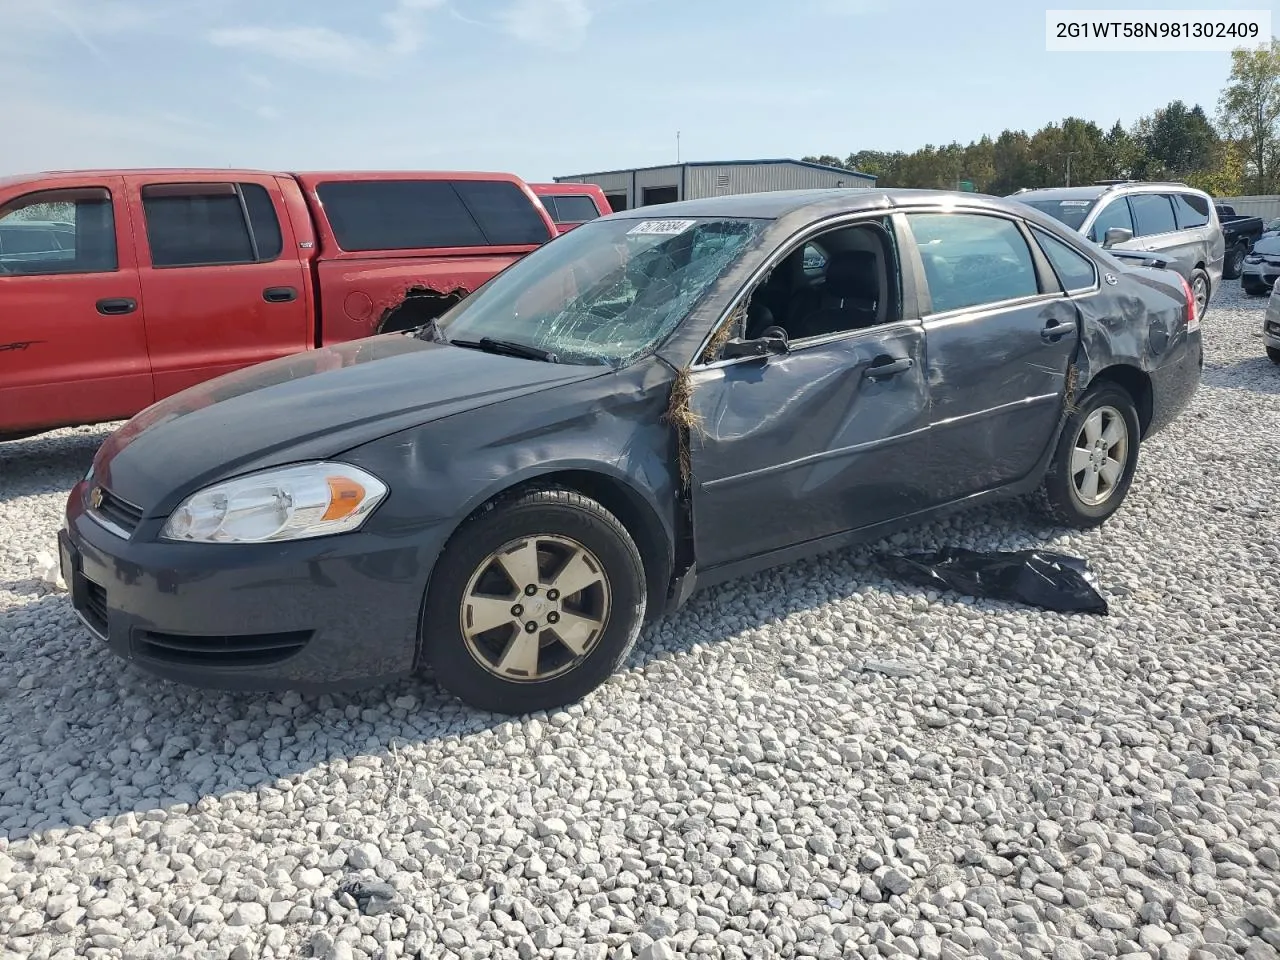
126 174 310 400
0 180 151 433
905 209 1079 501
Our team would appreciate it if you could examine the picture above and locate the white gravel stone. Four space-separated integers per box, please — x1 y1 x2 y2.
0 286 1277 959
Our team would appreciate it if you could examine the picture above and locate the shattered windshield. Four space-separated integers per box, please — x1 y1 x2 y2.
433 215 768 366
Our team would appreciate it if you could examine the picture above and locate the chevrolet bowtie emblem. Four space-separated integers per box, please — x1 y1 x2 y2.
90 487 104 510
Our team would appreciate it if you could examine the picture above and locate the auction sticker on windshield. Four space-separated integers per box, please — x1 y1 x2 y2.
628 220 698 236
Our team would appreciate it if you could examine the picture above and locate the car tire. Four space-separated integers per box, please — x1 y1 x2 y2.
1036 381 1142 530
1190 268 1211 318
1268 346 1280 365
1224 243 1247 280
1243 279 1268 297
421 488 647 715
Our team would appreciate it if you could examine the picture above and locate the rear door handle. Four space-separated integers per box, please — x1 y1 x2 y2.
864 356 913 380
96 298 137 316
1042 319 1077 342
263 286 297 303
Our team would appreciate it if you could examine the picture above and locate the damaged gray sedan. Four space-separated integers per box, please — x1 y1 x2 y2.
61 189 1203 714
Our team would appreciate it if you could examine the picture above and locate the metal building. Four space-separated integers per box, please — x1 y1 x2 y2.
553 158 877 212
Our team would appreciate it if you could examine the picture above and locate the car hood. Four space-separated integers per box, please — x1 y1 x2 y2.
1251 235 1280 255
93 334 607 512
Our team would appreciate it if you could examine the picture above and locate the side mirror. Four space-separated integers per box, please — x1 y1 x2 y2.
1103 227 1134 248
721 333 789 360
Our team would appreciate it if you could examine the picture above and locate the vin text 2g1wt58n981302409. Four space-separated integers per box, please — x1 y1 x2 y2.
60 188 1203 715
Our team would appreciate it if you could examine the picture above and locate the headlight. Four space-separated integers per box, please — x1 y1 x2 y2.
160 462 388 544
1245 256 1263 264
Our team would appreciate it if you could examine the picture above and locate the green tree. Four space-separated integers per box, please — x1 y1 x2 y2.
1218 38 1280 193
1135 100 1219 179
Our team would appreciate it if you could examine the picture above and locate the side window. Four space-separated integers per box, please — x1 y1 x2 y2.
907 212 1039 314
708 217 902 357
1128 193 1177 237
1032 227 1098 293
0 188 117 276
317 179 552 251
142 182 282 267
1088 198 1134 243
1172 193 1210 229
539 196 559 221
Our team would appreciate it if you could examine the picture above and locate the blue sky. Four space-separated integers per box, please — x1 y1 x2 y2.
1 0 1271 181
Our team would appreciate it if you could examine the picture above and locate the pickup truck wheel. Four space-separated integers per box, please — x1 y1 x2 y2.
421 488 646 715
1036 382 1142 530
1268 347 1280 365
1224 243 1247 280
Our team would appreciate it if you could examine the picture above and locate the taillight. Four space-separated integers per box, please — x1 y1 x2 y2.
1178 274 1199 332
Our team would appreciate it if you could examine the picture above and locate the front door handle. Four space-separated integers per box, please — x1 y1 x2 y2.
865 356 913 380
96 298 137 316
1042 319 1077 342
263 286 298 303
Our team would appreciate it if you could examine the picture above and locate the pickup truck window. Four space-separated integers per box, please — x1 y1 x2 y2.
141 182 283 268
1172 193 1210 229
0 188 117 276
543 194 601 224
317 179 552 251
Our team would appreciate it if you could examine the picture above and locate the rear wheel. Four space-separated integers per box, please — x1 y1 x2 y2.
1224 243 1247 280
1036 382 1142 529
421 489 647 715
1268 346 1280 365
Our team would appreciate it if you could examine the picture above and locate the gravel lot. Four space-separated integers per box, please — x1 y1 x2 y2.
1 284 1278 960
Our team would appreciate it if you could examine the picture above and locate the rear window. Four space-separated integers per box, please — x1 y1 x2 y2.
317 179 553 251
542 194 601 224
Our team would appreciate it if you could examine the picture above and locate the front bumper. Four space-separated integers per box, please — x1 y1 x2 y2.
1240 261 1280 287
1264 311 1280 351
60 481 446 692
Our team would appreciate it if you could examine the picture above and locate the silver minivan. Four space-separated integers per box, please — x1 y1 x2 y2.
1010 181 1224 318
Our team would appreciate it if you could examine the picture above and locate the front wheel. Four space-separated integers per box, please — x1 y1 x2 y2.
1243 279 1269 297
421 488 647 715
1268 346 1280 365
1036 382 1142 529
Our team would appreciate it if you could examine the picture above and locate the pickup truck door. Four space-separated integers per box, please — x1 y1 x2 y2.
125 173 310 400
0 178 152 435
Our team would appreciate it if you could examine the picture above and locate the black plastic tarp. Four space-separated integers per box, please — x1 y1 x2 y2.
881 548 1108 615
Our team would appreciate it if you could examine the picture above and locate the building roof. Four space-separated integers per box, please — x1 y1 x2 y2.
554 157 877 183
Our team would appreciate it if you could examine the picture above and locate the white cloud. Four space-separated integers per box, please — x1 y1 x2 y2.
207 0 447 75
498 0 592 51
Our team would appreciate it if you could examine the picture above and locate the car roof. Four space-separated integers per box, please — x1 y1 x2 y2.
1014 182 1207 204
530 182 604 196
602 187 1030 221
1014 186 1109 202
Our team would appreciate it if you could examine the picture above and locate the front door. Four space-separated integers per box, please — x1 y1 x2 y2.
126 175 310 401
0 179 152 433
686 215 933 570
904 210 1079 501
688 325 932 569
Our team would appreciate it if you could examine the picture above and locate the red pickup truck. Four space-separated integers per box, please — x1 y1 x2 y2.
0 168 558 441
530 183 613 234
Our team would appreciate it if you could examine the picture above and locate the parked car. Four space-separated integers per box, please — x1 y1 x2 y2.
0 168 557 442
0 219 76 261
60 188 1202 714
1213 202 1266 279
1010 181 1223 318
530 183 612 233
1264 284 1280 364
1240 234 1280 295
1262 217 1280 239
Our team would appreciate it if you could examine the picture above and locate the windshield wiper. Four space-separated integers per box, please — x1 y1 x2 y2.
449 337 560 363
